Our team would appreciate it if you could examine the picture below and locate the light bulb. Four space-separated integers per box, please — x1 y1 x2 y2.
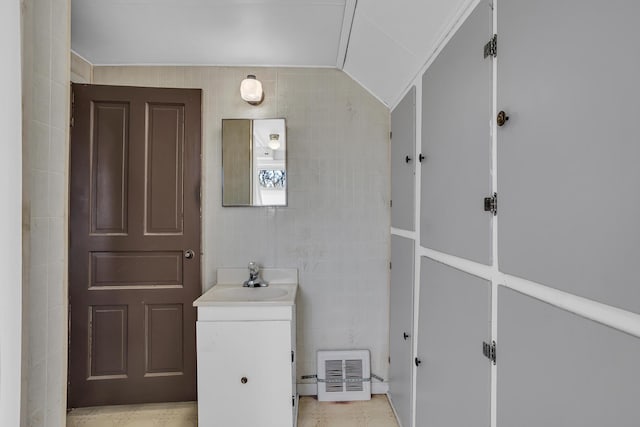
268 133 281 150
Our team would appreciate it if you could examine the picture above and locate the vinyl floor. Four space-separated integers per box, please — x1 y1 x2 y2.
66 394 400 426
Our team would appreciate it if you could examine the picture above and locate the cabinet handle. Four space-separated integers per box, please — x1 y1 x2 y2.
241 377 248 384
405 155 412 163
415 357 422 367
403 332 410 340
497 110 510 127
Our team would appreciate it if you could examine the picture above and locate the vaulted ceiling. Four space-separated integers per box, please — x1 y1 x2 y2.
72 0 470 106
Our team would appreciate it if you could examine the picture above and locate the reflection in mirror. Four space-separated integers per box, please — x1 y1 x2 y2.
222 118 287 206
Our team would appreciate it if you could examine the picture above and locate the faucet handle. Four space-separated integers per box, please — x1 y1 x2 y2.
248 262 260 277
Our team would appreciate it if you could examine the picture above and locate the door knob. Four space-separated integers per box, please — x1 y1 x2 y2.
184 249 195 260
403 332 410 340
497 110 510 127
241 377 248 384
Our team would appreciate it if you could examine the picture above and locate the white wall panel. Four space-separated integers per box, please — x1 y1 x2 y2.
73 1 345 66
343 12 422 105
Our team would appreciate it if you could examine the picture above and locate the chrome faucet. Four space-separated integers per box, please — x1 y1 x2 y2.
243 262 268 287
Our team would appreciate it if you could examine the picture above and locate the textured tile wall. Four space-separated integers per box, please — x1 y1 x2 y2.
21 0 70 425
92 66 391 382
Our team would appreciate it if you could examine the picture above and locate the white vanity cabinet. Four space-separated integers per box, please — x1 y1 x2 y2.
194 269 297 427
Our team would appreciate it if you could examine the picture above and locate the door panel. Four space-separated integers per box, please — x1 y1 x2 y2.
89 305 128 379
416 258 491 427
498 288 640 426
389 235 415 426
91 102 129 235
420 0 492 265
70 84 202 407
391 87 416 231
497 1 640 313
146 103 184 234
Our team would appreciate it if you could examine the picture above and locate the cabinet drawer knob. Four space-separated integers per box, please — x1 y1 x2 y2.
241 377 248 384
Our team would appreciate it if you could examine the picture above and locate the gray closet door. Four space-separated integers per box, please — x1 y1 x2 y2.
420 0 492 265
498 288 640 426
497 1 640 313
416 258 491 427
389 235 415 427
391 87 416 231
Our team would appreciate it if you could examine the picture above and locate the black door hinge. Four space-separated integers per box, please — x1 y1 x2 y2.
291 351 295 363
70 89 75 128
292 396 296 407
484 192 497 215
390 131 393 139
483 340 496 365
484 34 497 58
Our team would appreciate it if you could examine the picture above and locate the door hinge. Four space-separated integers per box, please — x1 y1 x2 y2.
484 192 498 215
291 351 295 363
292 396 295 407
390 199 393 208
70 89 75 128
484 34 497 58
483 340 496 365
389 261 392 270
390 131 393 139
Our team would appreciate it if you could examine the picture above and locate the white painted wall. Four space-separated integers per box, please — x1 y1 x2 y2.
92 66 391 388
0 0 24 425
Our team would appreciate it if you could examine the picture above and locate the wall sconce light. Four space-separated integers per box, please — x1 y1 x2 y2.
268 133 281 150
240 74 264 105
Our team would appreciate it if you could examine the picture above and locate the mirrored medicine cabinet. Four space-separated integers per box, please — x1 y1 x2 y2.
222 118 287 207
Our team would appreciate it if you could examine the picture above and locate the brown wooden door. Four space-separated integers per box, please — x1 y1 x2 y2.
69 84 202 407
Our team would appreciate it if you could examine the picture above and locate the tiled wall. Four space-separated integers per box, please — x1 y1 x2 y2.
92 66 391 382
21 0 70 425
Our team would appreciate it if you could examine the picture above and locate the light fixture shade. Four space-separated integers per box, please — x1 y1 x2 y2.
240 75 263 105
268 133 281 150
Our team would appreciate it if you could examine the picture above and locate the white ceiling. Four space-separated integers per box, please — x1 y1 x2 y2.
71 0 472 106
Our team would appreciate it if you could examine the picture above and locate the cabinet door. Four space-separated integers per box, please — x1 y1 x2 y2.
389 235 415 426
391 87 416 231
416 258 491 427
197 321 292 427
497 1 640 313
498 288 640 426
420 0 492 265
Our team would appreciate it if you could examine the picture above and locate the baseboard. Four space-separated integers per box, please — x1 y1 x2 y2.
297 382 389 396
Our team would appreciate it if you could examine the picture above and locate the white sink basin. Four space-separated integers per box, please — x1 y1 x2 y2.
214 287 289 301
193 282 297 307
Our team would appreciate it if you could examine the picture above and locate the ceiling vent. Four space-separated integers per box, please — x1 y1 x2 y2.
317 350 371 402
